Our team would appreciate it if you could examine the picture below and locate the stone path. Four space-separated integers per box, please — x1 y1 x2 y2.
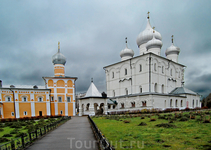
26 116 99 150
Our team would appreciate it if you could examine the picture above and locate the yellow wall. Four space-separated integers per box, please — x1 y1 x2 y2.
58 103 65 116
68 103 73 116
3 103 15 118
19 103 31 118
48 80 53 87
57 80 65 87
51 103 55 116
57 88 65 93
35 103 47 116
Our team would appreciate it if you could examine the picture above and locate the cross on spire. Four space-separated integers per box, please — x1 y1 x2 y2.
171 35 174 43
147 11 150 19
125 37 127 44
58 41 60 53
91 78 93 83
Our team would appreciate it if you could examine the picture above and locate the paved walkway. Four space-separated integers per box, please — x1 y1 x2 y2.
26 116 99 150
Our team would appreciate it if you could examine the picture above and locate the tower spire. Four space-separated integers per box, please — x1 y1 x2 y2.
58 41 60 53
125 37 128 48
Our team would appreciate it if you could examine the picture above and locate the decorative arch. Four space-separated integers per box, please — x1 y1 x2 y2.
67 80 73 87
57 80 65 87
48 80 53 87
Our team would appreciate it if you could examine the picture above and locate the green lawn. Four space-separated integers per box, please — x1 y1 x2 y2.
92 113 211 150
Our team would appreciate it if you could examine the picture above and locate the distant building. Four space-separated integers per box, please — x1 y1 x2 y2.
0 42 77 118
79 13 201 116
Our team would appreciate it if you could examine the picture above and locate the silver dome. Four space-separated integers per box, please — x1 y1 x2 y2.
52 51 66 65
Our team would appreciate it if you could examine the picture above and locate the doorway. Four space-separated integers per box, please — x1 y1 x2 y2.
39 111 42 116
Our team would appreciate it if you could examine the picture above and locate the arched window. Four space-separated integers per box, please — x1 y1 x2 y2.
142 101 146 107
154 83 157 93
192 100 194 108
181 100 183 107
170 99 173 107
139 65 142 72
164 100 166 108
22 97 27 102
86 103 90 111
140 86 142 93
125 88 128 95
121 103 124 109
112 72 114 78
113 90 115 97
6 96 11 102
131 102 135 107
154 63 157 71
175 99 178 107
170 69 172 76
161 84 164 93
125 68 127 75
162 66 164 73
178 71 180 78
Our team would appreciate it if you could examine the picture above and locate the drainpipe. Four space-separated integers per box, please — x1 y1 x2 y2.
9 89 16 118
149 54 151 93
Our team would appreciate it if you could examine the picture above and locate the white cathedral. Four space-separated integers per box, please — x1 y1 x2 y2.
79 14 201 116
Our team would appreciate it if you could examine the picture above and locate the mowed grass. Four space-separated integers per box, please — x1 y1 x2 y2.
92 113 211 150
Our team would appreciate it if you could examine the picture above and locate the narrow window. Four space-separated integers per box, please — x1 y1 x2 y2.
11 112 14 116
161 84 164 93
125 88 128 95
178 71 180 78
113 90 115 97
24 111 27 115
51 96 54 101
164 100 166 108
60 110 63 115
7 97 11 102
125 68 127 75
67 97 71 102
38 97 43 102
140 86 142 93
162 66 164 73
170 69 172 76
196 100 198 107
181 100 183 107
154 63 156 71
192 100 194 108
154 83 157 93
121 103 124 108
139 65 142 72
112 72 114 78
170 99 172 107
58 97 62 102
22 97 27 102
175 99 178 107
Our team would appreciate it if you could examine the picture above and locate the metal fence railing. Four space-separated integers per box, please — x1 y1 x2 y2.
88 116 113 150
0 116 71 150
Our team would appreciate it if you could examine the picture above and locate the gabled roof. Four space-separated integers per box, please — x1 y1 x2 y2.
170 87 199 95
85 82 101 97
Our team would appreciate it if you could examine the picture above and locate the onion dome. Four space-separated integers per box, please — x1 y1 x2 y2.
52 42 66 65
136 13 162 47
120 38 134 61
146 31 163 50
165 35 180 56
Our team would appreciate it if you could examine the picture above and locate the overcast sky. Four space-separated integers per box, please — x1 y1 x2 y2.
0 0 211 98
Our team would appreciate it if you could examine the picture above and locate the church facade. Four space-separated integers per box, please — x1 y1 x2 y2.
79 14 201 116
0 42 77 118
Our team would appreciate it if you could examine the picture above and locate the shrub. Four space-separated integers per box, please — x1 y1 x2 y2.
10 123 22 129
0 128 4 132
138 122 147 126
123 120 130 123
140 116 145 119
5 122 13 126
156 123 176 128
179 117 189 121
10 129 19 134
158 115 166 119
3 134 13 137
150 118 156 121
0 137 10 143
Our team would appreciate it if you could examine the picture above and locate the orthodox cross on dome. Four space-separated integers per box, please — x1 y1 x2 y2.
91 78 93 83
125 37 127 44
58 41 60 53
171 35 174 43
152 27 155 33
147 11 150 19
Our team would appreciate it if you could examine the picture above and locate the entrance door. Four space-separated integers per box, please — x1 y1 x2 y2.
39 111 42 116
